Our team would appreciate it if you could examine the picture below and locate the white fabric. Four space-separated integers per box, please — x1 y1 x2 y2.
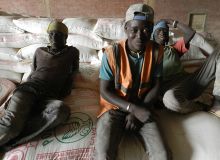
94 18 127 40
0 16 24 33
0 33 49 48
13 18 54 34
0 48 21 62
63 18 102 41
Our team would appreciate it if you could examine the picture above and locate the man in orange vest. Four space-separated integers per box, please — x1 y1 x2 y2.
95 3 170 160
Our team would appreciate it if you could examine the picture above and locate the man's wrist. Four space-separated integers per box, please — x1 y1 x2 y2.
172 20 178 28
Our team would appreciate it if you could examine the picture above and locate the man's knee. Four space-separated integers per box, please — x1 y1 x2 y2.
44 100 70 115
0 91 35 145
95 111 124 160
42 100 70 128
163 89 185 112
8 90 36 113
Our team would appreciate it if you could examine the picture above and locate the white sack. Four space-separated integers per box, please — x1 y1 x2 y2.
0 60 31 73
0 69 23 83
13 18 54 34
0 48 21 62
75 45 99 63
63 18 102 41
73 63 100 91
94 18 127 40
17 44 48 60
158 111 220 160
67 34 109 50
0 16 24 33
0 33 49 48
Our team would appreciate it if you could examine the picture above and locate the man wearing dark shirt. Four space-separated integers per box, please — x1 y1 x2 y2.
0 21 79 148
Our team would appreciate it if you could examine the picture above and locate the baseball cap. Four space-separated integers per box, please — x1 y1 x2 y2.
47 21 68 35
125 3 154 24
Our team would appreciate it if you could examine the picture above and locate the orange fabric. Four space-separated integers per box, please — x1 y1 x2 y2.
105 46 116 76
97 96 119 118
139 42 153 86
118 41 133 89
98 40 163 117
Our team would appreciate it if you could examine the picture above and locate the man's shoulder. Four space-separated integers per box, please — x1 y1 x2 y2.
67 46 79 53
37 47 48 52
104 40 125 56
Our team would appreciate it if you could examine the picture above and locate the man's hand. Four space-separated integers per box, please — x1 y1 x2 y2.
129 104 151 123
160 19 174 26
125 113 143 131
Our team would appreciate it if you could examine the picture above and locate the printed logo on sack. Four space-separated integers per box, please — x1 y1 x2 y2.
54 112 93 143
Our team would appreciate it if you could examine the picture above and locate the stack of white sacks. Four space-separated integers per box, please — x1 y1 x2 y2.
0 16 127 86
0 16 217 84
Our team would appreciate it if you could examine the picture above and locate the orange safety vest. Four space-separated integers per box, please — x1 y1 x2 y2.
98 40 163 117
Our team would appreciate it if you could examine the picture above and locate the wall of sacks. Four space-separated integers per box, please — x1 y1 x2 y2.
0 16 127 84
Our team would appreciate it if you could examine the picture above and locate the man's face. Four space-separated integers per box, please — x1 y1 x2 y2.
125 20 152 52
49 31 67 49
154 28 169 46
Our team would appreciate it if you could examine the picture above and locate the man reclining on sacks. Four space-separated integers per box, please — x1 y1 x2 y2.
0 21 79 150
